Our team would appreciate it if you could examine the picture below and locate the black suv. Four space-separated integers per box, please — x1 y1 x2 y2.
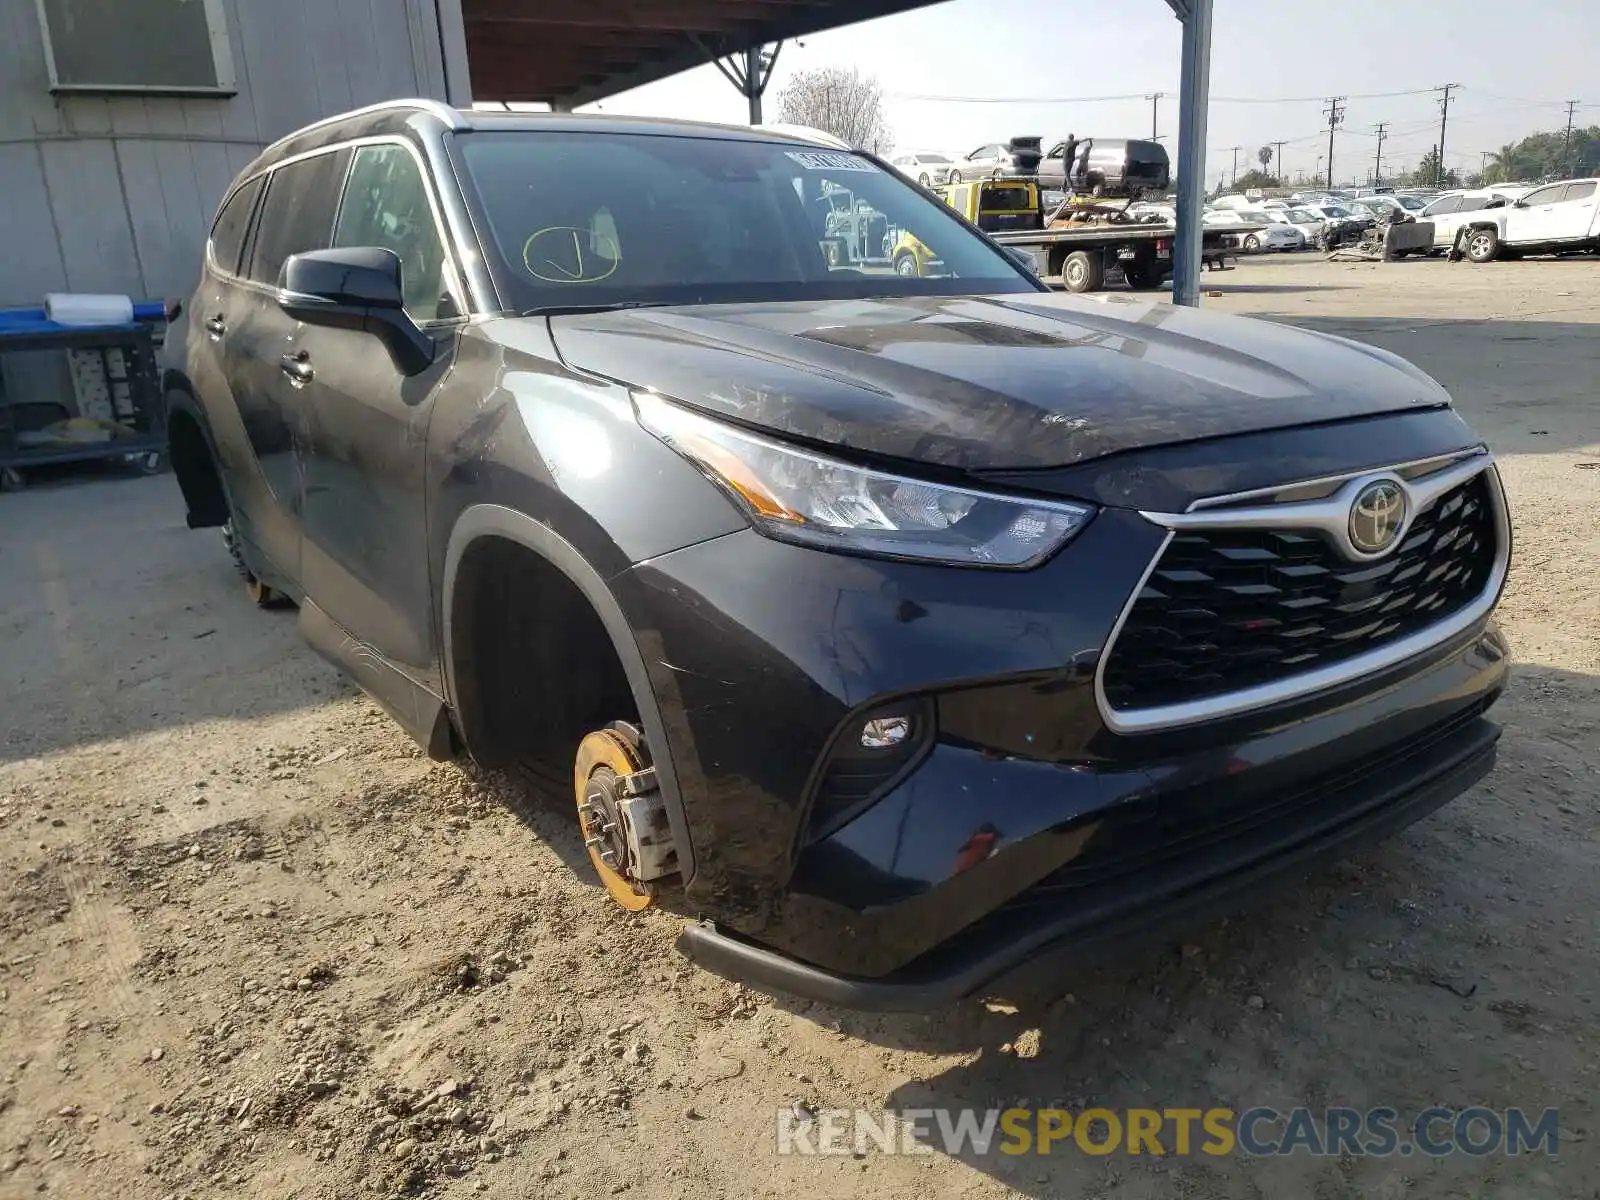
165 101 1510 1011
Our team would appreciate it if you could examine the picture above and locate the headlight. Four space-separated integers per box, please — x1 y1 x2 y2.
635 392 1094 569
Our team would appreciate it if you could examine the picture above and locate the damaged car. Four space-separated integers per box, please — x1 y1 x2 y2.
165 101 1511 1011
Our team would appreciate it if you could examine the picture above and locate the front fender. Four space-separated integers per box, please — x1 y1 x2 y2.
440 503 699 886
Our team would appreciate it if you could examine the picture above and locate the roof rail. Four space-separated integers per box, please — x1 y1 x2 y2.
263 98 467 151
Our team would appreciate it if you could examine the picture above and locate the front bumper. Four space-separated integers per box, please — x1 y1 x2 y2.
617 487 1508 1002
678 708 1498 1011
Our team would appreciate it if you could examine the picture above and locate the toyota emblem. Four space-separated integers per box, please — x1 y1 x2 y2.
1348 480 1407 555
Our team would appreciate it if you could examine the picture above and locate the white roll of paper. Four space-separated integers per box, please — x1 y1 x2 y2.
44 293 136 327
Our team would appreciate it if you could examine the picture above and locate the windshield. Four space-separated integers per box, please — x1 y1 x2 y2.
1323 206 1351 217
457 131 1037 311
1398 196 1426 210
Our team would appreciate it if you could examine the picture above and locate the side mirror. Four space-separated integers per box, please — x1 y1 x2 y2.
278 247 435 375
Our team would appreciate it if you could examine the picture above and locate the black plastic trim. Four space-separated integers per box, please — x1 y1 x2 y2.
676 717 1499 1012
440 503 697 885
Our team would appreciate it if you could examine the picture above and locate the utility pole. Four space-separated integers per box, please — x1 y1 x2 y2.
1229 145 1241 185
1372 122 1388 185
1147 92 1162 139
1434 83 1459 187
1562 100 1580 177
1480 150 1491 182
1322 96 1346 189
1271 140 1285 183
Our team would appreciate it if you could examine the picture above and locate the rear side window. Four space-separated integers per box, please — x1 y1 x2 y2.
208 177 262 275
248 150 350 286
1423 196 1460 217
1563 181 1596 201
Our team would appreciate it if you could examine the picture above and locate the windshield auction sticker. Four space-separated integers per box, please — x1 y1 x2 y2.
784 150 878 172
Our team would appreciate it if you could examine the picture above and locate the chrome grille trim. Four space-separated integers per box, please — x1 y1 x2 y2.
1094 455 1509 734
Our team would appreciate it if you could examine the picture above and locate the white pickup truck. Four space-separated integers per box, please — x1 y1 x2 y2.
1453 178 1600 262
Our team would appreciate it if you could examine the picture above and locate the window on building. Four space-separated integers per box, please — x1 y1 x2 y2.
38 0 237 94
208 177 262 277
247 152 350 287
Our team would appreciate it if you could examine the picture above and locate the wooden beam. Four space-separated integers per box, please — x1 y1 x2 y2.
464 0 805 32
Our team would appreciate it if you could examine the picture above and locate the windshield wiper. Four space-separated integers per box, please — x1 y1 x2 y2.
522 300 676 317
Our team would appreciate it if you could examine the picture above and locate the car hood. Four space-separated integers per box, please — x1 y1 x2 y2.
546 293 1451 472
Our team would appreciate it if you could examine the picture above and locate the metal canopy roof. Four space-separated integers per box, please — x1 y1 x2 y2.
462 0 941 108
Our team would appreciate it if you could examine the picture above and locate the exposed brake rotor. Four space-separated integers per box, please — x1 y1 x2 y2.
573 722 679 912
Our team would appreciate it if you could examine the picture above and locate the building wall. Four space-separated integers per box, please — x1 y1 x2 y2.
0 0 471 309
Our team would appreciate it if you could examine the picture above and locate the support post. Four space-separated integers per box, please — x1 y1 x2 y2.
1169 0 1213 308
744 45 763 124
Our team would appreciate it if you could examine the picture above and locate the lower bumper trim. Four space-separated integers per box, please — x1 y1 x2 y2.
676 717 1499 1012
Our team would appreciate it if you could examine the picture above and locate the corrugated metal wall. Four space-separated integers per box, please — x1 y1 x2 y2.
0 0 465 308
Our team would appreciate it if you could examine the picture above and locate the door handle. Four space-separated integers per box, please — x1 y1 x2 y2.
279 352 314 386
204 314 226 339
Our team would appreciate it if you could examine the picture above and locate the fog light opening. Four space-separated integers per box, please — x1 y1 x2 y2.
860 715 913 749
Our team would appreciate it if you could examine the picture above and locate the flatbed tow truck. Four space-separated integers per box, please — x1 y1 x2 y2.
896 176 1262 293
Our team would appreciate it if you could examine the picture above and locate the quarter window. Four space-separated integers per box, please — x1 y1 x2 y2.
248 151 349 286
334 144 454 322
208 177 262 276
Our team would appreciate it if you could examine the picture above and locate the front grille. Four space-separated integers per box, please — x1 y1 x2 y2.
1101 470 1497 713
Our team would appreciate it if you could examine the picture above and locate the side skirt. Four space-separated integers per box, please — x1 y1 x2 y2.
299 597 455 760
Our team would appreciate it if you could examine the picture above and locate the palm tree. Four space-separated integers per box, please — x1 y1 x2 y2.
1258 145 1274 174
1486 142 1520 185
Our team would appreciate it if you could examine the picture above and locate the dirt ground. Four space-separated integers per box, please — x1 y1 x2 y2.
2 255 1597 1200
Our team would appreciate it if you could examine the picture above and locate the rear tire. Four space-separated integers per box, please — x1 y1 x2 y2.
948 169 963 184
1059 250 1105 293
916 171 930 186
223 520 283 609
893 252 919 277
1243 233 1261 252
1123 258 1163 290
1464 226 1499 263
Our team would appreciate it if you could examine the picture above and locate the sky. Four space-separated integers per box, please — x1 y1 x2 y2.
573 0 1599 188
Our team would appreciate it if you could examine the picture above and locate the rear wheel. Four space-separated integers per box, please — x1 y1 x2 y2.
1464 226 1499 263
222 520 283 608
948 169 963 184
1123 258 1163 290
893 251 919 277
1059 250 1105 293
916 171 930 186
1243 233 1262 252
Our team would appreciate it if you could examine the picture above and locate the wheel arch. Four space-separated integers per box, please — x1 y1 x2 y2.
164 382 229 528
441 503 697 884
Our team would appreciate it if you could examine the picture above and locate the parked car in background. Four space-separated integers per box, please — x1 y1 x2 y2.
1452 178 1600 261
1282 206 1327 242
1035 137 1171 198
164 101 1511 1011
948 138 1042 182
1243 216 1306 252
889 151 957 186
1416 187 1529 250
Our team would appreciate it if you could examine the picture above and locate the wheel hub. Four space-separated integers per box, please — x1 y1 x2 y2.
573 724 679 911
